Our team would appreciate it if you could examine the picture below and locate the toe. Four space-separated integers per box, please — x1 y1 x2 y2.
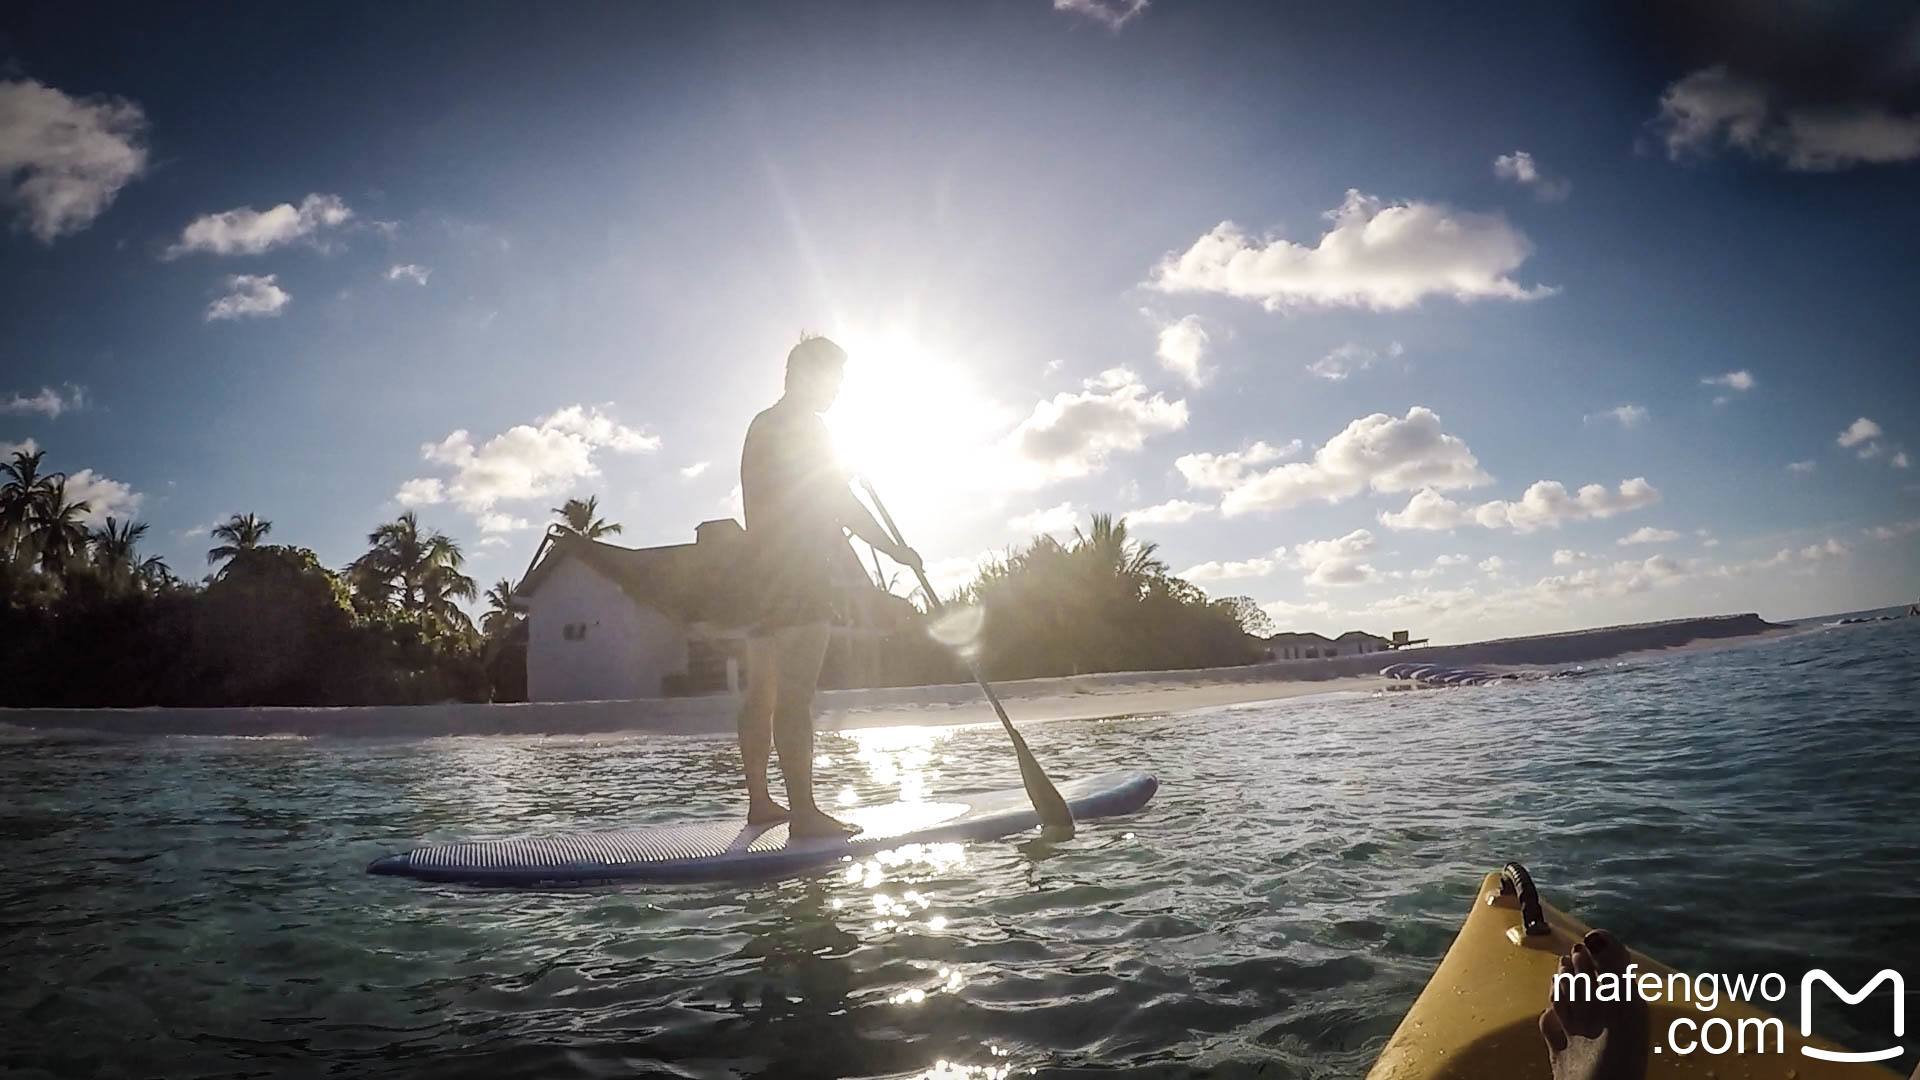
1571 942 1598 978
1539 1007 1570 1054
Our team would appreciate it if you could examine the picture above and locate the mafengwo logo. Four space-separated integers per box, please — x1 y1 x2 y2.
1800 969 1904 1063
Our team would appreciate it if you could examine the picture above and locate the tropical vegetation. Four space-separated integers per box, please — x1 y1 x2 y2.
3 444 1270 706
954 513 1270 679
0 445 528 708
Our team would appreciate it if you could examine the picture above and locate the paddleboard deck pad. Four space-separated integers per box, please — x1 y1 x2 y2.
368 770 1157 886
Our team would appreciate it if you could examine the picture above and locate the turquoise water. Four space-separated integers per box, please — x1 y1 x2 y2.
3 617 1916 1079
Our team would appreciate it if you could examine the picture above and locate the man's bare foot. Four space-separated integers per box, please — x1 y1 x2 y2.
1540 929 1648 1080
746 799 790 827
786 806 862 839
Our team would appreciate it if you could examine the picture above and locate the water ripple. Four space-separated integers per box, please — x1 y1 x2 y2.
1 618 1915 1077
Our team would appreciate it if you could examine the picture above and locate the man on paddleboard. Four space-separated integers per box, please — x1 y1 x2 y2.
737 334 920 838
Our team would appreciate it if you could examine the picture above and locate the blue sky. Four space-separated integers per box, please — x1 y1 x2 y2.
4 0 1917 642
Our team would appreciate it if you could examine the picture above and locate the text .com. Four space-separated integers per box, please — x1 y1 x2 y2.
1552 966 1905 1062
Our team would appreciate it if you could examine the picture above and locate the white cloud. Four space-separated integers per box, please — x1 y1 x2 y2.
1799 537 1848 561
1478 555 1506 574
1380 477 1661 534
1655 66 1920 171
63 468 141 527
1052 0 1147 30
1862 520 1920 542
1005 367 1188 486
1701 370 1755 391
1837 417 1882 457
1404 552 1467 580
1 383 87 418
1895 452 1911 469
478 536 510 549
922 551 998 600
386 263 430 285
679 461 710 479
206 274 290 321
395 477 445 506
1180 552 1282 583
1787 460 1816 474
1155 316 1210 387
1493 151 1572 201
1 437 41 459
1552 548 1590 566
1618 526 1680 545
168 193 353 258
477 511 531 533
1173 440 1300 489
1123 498 1211 526
0 79 148 243
1149 189 1553 311
1292 529 1379 587
1260 597 1338 629
1307 341 1402 381
1008 501 1081 537
1185 407 1489 517
1585 404 1648 428
401 405 660 514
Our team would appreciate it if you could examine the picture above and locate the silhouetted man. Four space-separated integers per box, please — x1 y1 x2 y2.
737 334 920 837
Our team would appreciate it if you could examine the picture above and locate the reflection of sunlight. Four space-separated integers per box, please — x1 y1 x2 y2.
844 842 966 932
845 725 951 804
887 965 969 1005
904 1056 1016 1080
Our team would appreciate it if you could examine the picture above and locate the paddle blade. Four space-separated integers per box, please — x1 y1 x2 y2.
1007 725 1076 840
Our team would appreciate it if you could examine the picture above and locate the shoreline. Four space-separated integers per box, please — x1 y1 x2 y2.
0 612 1786 738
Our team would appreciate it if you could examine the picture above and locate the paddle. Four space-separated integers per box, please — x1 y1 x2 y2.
858 477 1076 840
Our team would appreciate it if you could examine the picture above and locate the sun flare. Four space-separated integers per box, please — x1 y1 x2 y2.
822 325 1010 539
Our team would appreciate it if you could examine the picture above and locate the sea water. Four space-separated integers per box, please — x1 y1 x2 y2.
2 615 1915 1078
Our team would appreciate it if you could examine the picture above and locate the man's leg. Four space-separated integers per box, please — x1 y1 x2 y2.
738 635 788 825
770 621 858 837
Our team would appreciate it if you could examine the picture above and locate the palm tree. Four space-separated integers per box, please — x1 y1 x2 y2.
419 533 476 631
90 517 149 588
207 513 272 568
551 495 621 541
29 478 92 578
1072 513 1167 589
1 449 58 559
481 577 518 637
358 511 476 629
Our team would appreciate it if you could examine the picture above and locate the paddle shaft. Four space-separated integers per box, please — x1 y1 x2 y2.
858 478 1075 837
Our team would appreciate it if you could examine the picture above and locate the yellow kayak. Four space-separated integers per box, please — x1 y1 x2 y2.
1368 865 1904 1080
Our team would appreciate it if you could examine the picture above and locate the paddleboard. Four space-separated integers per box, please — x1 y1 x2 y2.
368 770 1157 886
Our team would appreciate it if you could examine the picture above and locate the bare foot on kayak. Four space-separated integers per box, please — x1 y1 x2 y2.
1540 929 1648 1080
746 799 790 827
787 806 862 839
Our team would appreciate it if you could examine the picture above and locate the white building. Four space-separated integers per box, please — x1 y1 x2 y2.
513 518 909 702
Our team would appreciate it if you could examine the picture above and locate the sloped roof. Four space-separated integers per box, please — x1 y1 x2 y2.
516 520 746 625
514 518 913 629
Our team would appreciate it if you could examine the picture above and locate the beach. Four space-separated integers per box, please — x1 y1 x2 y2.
0 612 1787 737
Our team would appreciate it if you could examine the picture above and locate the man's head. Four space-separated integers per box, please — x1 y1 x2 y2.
784 333 847 411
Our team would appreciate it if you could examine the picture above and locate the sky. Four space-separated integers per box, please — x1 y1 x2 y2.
3 0 1917 643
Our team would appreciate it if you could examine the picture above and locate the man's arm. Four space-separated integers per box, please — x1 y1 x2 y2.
834 484 921 570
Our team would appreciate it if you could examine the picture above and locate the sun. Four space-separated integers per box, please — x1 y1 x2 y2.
821 325 1009 538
